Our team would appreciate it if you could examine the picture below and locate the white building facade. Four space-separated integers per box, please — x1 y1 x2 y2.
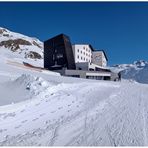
72 44 93 63
72 44 108 69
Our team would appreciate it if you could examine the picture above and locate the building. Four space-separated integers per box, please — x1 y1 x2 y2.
44 34 119 81
72 44 108 67
44 34 76 70
92 50 108 67
72 44 93 63
72 44 108 71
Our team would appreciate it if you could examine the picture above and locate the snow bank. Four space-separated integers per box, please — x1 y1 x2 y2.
0 74 57 106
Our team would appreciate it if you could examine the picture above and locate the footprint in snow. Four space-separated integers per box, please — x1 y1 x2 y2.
40 113 45 117
58 107 63 110
72 101 75 103
46 99 50 102
35 103 40 106
45 95 49 98
21 120 28 123
20 109 25 113
15 125 22 129
68 104 71 107
60 116 64 119
67 110 71 112
0 129 7 133
3 113 16 119
32 118 39 121
50 111 56 113
45 121 49 124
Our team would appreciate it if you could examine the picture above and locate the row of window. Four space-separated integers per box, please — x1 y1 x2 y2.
77 51 91 57
77 48 91 53
77 55 91 62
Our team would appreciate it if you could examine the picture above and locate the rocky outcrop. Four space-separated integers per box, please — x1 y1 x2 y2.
25 51 42 59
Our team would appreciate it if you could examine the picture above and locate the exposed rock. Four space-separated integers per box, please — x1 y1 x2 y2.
25 51 42 59
0 28 7 34
32 41 42 49
0 39 32 51
3 34 9 37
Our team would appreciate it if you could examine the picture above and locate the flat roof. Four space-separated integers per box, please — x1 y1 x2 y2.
72 44 95 51
44 33 70 43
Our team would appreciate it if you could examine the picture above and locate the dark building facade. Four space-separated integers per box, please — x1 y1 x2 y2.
44 34 76 70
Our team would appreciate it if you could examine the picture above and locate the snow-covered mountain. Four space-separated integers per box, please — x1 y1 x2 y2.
0 27 43 67
110 60 148 84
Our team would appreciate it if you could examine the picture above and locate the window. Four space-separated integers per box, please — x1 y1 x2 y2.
81 51 82 54
56 53 63 59
81 57 82 60
77 55 79 59
84 58 85 60
77 49 79 52
83 46 85 49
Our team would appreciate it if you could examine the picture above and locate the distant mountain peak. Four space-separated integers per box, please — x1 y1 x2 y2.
110 60 148 84
133 60 148 67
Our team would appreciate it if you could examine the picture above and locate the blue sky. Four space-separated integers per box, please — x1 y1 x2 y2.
0 2 148 65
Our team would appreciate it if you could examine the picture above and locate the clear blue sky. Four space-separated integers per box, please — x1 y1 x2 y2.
0 2 148 65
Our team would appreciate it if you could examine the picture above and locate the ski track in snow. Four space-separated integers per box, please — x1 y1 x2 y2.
0 78 148 146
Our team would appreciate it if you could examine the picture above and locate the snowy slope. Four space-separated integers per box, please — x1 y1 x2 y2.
0 27 43 67
0 72 148 146
0 56 148 146
110 60 148 84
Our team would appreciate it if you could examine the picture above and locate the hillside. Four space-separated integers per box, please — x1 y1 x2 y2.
0 27 43 67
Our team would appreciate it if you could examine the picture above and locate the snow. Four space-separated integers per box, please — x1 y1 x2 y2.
0 71 148 146
0 27 148 146
0 27 43 67
110 60 148 84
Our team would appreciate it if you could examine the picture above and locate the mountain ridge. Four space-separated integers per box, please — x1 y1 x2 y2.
111 60 148 84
